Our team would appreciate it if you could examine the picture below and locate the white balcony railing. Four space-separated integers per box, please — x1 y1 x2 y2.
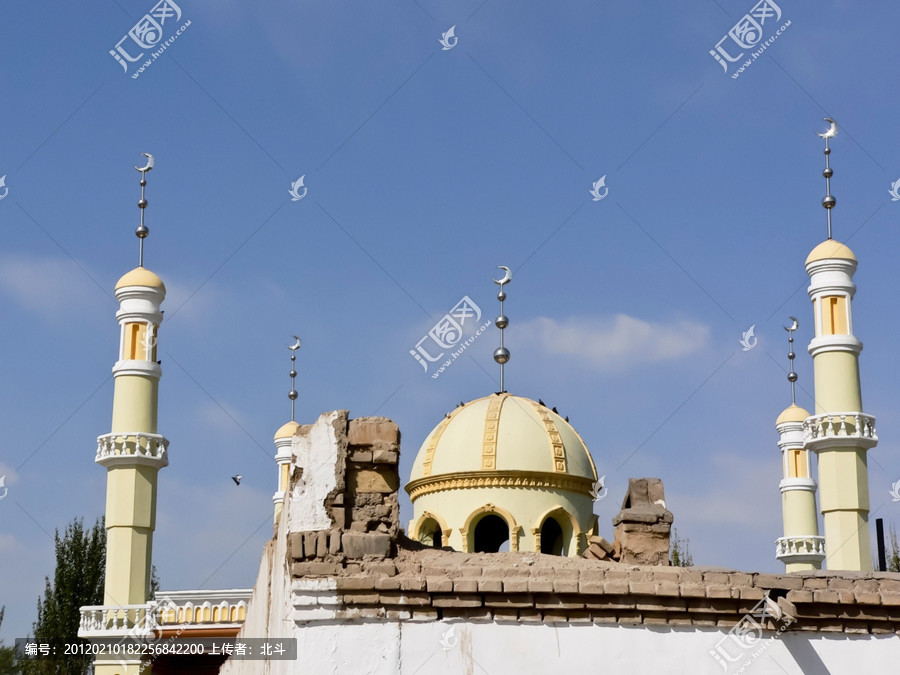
775 536 826 564
79 590 252 639
96 432 169 467
78 604 158 638
803 413 877 447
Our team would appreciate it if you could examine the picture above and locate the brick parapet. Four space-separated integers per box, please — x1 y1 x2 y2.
291 546 900 633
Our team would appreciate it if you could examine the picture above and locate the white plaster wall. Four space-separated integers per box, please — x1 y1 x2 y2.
279 620 898 674
289 410 342 532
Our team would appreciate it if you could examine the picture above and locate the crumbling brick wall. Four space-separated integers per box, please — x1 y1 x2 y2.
289 414 401 572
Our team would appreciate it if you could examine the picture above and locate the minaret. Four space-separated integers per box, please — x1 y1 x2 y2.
96 154 168 616
803 120 878 571
273 336 301 526
775 318 825 572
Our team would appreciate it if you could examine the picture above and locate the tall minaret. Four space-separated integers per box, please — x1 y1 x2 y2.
775 318 825 572
96 153 168 617
803 120 878 571
272 336 301 526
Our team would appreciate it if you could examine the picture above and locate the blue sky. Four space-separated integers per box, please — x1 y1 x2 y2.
3 0 900 640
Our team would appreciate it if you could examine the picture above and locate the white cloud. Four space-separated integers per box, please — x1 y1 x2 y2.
520 314 710 371
0 254 110 321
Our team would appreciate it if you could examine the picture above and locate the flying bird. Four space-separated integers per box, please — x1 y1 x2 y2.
817 118 838 140
231 475 242 486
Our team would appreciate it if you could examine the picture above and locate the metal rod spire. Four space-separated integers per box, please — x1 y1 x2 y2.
817 118 838 240
134 153 155 266
784 316 799 405
288 336 301 421
492 266 512 393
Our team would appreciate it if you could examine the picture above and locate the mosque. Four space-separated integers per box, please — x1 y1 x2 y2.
74 123 900 674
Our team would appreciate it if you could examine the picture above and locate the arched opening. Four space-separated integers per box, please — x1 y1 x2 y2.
540 517 565 555
473 515 509 553
417 517 443 549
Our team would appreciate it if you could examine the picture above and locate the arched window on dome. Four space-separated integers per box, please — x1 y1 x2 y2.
540 518 565 556
417 517 443 549
473 515 510 553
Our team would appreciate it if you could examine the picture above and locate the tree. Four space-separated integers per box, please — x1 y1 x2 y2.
669 527 693 567
23 517 161 674
0 606 22 674
24 517 105 674
887 523 900 572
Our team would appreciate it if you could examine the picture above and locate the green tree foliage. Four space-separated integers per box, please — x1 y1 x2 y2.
24 518 105 675
669 526 693 567
22 517 161 674
0 606 22 674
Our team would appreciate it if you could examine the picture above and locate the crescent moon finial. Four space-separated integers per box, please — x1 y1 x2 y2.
783 316 799 332
289 336 302 351
135 152 155 173
492 265 512 286
817 118 838 140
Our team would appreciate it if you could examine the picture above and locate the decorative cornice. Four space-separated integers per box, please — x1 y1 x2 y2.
529 399 566 473
406 469 595 500
112 359 162 379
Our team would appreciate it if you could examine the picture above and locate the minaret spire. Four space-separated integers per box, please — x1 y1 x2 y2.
288 336 301 421
802 119 878 570
273 335 302 527
775 316 824 572
134 153 154 267
785 316 799 405
93 154 168 675
817 118 838 240
492 266 512 393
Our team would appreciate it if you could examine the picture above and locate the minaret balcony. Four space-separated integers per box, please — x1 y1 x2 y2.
96 432 169 468
775 536 826 565
79 590 251 641
803 412 877 451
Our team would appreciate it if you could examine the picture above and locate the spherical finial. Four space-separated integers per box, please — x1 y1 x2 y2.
495 314 508 330
822 195 836 209
823 167 833 178
788 372 798 383
824 146 831 155
135 224 149 239
290 369 297 378
289 389 298 400
497 290 506 302
493 347 510 364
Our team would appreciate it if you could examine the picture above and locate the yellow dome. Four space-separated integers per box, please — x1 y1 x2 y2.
805 240 856 265
776 404 810 425
408 393 597 487
115 266 166 292
274 420 300 441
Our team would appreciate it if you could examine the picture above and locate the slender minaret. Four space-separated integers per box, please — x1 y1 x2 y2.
775 318 825 572
804 119 878 571
492 266 512 392
95 155 167 664
273 336 301 526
